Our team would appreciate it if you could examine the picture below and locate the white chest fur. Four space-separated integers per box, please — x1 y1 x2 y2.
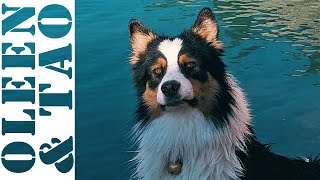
132 76 250 180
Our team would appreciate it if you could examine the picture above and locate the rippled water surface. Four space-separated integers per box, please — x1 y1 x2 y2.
76 0 320 179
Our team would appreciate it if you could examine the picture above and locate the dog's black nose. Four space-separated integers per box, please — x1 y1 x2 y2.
161 80 181 97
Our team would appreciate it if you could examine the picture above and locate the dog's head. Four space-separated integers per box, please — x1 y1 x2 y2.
129 8 233 124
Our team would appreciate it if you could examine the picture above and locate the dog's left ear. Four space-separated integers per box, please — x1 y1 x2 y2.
192 8 222 50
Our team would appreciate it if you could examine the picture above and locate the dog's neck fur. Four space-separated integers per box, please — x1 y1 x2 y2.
132 75 251 180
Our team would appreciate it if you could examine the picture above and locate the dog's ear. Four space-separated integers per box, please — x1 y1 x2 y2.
129 19 157 65
192 8 222 50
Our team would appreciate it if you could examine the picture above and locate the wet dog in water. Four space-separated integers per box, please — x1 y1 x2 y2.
128 7 320 180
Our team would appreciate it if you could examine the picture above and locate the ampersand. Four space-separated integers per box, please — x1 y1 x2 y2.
39 136 74 173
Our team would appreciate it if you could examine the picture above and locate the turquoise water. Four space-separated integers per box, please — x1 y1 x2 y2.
76 0 320 179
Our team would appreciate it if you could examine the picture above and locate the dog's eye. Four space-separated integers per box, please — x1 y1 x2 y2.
185 61 196 69
153 67 162 75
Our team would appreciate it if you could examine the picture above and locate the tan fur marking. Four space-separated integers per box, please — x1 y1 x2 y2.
192 19 222 49
151 58 166 71
190 73 220 117
143 85 162 119
130 32 157 64
178 54 190 64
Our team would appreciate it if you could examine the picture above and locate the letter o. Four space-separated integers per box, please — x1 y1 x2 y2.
1 142 36 173
38 4 72 38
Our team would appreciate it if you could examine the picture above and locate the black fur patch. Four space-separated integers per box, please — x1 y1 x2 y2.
237 135 320 180
178 30 234 127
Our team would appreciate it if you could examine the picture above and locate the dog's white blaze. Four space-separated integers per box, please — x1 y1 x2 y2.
132 75 251 180
157 38 193 105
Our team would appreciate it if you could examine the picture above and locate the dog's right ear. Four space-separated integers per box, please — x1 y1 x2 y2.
129 19 157 65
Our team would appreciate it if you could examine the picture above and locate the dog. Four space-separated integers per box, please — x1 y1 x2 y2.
128 7 320 180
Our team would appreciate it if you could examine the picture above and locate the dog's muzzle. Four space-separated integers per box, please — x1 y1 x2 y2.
160 80 183 106
157 66 194 107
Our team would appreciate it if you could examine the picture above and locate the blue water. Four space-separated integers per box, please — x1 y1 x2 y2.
76 0 320 179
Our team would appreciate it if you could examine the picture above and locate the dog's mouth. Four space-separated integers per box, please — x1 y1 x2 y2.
161 98 197 110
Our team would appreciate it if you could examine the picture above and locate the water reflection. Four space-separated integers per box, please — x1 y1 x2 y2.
212 0 320 76
143 0 320 79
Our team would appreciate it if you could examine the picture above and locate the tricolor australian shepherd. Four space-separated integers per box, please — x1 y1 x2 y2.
128 8 320 180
